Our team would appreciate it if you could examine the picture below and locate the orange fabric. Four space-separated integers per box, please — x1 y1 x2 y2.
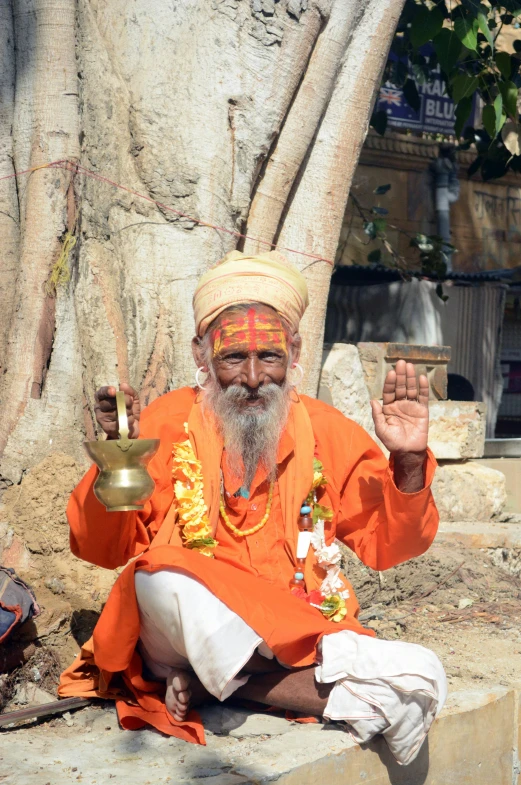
60 387 439 742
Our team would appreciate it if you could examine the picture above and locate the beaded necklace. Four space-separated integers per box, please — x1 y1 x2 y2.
219 480 274 537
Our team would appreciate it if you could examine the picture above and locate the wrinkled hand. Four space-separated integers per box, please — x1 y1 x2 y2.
94 383 141 440
370 360 429 455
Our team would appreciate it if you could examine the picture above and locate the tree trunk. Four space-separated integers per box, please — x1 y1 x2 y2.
276 0 407 395
0 0 404 482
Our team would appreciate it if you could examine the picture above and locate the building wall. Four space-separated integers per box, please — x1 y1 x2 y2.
325 280 506 437
338 131 521 273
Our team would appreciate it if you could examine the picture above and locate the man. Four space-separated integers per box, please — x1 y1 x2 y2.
60 250 446 765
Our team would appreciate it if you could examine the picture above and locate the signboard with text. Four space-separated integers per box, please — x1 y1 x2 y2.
376 46 475 136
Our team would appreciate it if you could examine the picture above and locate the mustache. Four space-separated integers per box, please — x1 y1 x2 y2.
221 384 283 401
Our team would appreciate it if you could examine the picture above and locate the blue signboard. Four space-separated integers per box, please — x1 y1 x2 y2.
377 47 472 135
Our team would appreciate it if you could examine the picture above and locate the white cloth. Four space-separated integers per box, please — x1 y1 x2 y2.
317 631 447 765
134 568 446 765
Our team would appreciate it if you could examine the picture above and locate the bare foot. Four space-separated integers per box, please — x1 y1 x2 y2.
165 668 213 721
165 668 192 721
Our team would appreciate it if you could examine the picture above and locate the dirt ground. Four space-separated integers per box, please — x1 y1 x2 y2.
2 453 521 713
0 454 117 708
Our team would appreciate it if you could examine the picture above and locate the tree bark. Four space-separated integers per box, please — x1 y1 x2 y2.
0 0 20 374
0 0 405 481
277 0 407 395
0 0 79 468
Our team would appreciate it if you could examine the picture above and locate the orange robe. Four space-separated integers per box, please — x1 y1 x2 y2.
59 387 438 743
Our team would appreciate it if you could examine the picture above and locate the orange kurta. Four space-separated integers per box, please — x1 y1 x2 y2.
59 387 438 743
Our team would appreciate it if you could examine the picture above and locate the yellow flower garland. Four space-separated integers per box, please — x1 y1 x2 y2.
172 427 218 557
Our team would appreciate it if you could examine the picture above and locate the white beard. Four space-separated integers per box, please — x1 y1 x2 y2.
204 380 292 490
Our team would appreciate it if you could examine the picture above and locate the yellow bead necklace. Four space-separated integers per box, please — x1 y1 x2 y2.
219 480 274 538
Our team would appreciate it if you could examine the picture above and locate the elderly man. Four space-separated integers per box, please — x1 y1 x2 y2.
60 251 446 765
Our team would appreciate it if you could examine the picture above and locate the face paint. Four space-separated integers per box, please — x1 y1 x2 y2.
212 308 287 357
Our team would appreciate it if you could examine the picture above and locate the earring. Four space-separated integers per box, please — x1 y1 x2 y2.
290 362 304 388
195 367 209 390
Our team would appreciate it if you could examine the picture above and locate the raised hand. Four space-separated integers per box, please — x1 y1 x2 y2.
94 383 141 440
370 360 429 456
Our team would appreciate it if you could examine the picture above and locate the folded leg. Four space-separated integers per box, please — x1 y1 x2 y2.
135 568 271 701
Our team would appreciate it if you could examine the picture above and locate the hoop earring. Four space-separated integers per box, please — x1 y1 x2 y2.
290 362 304 388
195 367 209 390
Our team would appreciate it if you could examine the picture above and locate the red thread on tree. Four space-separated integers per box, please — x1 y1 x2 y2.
0 159 333 266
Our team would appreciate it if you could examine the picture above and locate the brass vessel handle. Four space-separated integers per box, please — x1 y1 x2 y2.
116 390 132 451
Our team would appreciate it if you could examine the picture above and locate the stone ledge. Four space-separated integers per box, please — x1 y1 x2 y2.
437 521 521 550
429 401 486 459
432 462 507 521
3 687 521 784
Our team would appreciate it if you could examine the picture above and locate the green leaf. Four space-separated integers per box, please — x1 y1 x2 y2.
433 28 462 75
451 73 479 103
502 0 521 15
494 92 506 136
496 51 512 79
410 5 444 49
367 248 382 264
403 78 421 112
460 0 481 15
455 96 472 137
482 103 496 137
477 5 494 51
370 109 388 136
498 80 519 120
312 504 333 526
454 16 479 50
467 155 483 177
373 217 387 234
374 183 391 195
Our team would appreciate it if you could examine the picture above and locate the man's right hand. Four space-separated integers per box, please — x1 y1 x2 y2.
94 383 141 439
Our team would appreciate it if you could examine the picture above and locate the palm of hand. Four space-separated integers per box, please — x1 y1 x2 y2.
370 360 429 455
377 398 429 454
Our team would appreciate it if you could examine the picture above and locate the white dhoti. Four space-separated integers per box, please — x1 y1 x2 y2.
135 569 447 766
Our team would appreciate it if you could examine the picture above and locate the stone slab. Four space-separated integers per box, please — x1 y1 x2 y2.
320 344 376 436
437 521 521 549
1 687 519 785
357 341 451 401
432 461 507 521
474 458 521 514
429 401 486 459
485 439 521 458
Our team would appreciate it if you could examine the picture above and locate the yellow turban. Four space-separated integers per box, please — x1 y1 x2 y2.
193 250 309 336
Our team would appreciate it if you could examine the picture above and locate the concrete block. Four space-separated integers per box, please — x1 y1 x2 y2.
485 439 521 458
432 461 507 521
276 688 515 785
3 687 521 784
320 344 375 436
437 521 521 549
358 341 451 401
275 687 516 785
429 400 486 459
474 458 521 514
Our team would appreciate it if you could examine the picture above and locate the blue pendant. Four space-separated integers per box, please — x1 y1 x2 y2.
300 505 312 514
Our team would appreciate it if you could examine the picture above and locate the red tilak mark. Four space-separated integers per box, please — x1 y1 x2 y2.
247 308 257 353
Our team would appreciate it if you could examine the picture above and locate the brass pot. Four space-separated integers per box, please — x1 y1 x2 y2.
84 390 160 512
